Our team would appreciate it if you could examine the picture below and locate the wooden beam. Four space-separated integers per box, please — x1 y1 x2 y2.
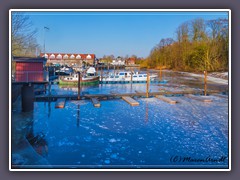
156 95 177 104
122 96 139 106
91 98 101 107
213 94 228 99
186 94 212 102
55 98 66 108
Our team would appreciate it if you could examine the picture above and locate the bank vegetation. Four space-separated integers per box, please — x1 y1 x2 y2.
141 18 229 72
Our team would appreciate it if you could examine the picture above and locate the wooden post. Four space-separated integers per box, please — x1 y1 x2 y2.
114 65 115 75
146 71 149 98
204 70 207 96
48 101 51 118
44 84 47 94
77 72 81 100
21 84 34 112
48 82 51 95
130 67 133 84
101 65 103 81
159 67 162 81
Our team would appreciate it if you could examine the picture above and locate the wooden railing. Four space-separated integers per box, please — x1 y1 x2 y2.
12 71 49 82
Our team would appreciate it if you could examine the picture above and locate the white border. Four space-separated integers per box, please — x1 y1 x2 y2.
9 9 231 172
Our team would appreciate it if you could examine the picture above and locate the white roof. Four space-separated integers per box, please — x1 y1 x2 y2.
87 67 96 74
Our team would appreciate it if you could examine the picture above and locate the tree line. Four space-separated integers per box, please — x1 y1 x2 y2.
11 12 41 57
141 18 229 72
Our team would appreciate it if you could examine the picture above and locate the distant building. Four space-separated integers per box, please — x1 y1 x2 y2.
12 57 48 82
126 57 136 65
40 53 96 66
111 57 125 66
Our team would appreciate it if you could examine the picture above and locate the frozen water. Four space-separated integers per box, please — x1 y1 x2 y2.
11 71 229 169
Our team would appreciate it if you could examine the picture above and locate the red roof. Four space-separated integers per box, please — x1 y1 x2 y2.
40 53 95 60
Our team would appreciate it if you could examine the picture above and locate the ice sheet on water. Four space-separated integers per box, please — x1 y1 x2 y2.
98 124 109 130
109 138 117 143
104 159 110 164
110 153 118 159
23 80 229 167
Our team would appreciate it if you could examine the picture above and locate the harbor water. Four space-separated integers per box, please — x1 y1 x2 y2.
11 70 229 169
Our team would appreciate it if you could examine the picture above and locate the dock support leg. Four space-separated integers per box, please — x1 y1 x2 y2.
78 72 81 100
146 71 149 98
204 70 207 96
159 67 162 81
21 84 34 112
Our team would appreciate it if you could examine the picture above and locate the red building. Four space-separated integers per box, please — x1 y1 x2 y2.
126 57 136 65
40 53 96 65
13 57 47 82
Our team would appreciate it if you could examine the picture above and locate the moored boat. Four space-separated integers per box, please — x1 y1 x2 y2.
59 67 99 85
55 66 74 76
100 71 167 83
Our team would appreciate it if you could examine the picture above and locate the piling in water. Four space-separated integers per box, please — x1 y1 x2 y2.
22 84 34 112
78 72 81 100
204 70 207 96
159 67 162 81
146 71 149 98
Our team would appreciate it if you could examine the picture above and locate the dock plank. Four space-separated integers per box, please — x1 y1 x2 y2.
135 90 145 94
110 91 120 95
156 95 177 104
122 96 139 106
213 94 228 99
55 98 66 108
186 94 212 102
91 98 101 107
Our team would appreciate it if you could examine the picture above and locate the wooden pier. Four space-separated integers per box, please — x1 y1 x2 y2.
156 95 178 104
122 96 139 106
213 93 228 99
35 90 224 102
186 94 213 102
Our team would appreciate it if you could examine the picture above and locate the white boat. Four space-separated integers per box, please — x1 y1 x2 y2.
55 66 74 75
101 71 158 82
59 67 99 85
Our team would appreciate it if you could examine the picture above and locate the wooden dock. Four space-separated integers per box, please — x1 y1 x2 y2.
156 95 178 104
110 91 120 95
135 90 145 94
213 93 228 99
55 98 66 108
186 94 213 102
122 96 139 106
135 90 146 97
35 90 224 102
91 98 101 107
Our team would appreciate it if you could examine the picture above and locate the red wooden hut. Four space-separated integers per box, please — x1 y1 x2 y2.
13 57 47 82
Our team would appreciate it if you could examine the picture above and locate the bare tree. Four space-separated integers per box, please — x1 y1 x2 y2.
11 12 38 56
191 18 207 41
176 22 189 43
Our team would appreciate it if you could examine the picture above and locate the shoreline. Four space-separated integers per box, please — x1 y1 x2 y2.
157 69 229 85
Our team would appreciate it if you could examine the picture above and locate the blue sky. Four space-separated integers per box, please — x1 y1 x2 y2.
21 10 228 58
